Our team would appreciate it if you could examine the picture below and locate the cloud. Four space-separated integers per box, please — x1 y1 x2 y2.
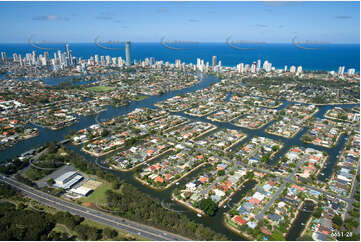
255 24 268 28
335 15 352 19
188 19 200 23
32 15 69 21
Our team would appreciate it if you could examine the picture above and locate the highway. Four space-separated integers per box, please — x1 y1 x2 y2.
0 176 189 241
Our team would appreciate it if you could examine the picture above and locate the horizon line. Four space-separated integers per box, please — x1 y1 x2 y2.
0 42 359 45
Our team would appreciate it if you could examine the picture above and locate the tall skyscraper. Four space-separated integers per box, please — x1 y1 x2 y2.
65 42 73 65
1 52 6 63
338 66 345 76
290 65 296 73
257 59 261 71
212 56 217 67
125 41 131 66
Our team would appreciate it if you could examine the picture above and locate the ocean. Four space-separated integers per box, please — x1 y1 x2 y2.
0 42 359 72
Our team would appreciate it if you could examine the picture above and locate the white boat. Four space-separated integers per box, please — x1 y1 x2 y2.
197 213 202 218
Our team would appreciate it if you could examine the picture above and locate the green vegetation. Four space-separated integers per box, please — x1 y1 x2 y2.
78 182 114 204
87 86 116 92
67 147 228 240
0 184 141 241
199 198 218 216
0 158 29 175
24 142 69 181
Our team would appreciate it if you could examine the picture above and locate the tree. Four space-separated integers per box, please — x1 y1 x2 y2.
270 230 285 241
332 215 343 227
217 170 225 176
47 178 55 186
199 199 218 216
103 227 118 239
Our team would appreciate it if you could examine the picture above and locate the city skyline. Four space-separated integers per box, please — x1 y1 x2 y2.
0 1 359 44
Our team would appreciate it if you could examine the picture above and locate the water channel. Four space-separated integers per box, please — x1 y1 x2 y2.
0 73 357 240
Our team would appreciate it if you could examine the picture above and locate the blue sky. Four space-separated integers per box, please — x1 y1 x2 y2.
0 1 359 43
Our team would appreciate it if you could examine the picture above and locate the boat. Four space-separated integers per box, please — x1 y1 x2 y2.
197 213 202 218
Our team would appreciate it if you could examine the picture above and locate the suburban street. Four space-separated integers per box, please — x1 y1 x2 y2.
0 176 190 241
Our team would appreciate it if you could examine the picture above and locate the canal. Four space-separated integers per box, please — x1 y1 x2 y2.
0 73 357 240
286 200 316 241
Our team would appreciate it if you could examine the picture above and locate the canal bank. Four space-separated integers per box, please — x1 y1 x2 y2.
0 73 357 240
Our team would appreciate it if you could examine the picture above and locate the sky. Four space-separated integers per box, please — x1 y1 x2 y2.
0 1 359 44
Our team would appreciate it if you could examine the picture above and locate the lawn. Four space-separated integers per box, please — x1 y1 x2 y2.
132 95 149 101
78 181 123 204
78 182 111 204
87 86 116 92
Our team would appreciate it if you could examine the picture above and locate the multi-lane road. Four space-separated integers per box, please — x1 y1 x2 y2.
0 176 189 241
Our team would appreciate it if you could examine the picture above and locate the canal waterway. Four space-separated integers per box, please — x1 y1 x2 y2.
286 200 316 241
0 73 357 240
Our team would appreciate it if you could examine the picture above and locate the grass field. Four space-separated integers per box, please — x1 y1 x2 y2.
87 86 116 92
78 182 110 204
78 181 123 204
132 95 149 101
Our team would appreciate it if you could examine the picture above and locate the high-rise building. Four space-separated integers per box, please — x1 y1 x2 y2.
13 53 18 62
263 60 272 72
257 59 261 71
105 55 111 66
297 66 302 74
238 63 244 73
94 55 99 65
65 42 73 66
1 52 6 63
251 62 257 73
125 41 131 66
19 55 23 66
149 57 155 66
32 50 36 65
175 59 181 68
284 65 288 72
347 68 355 75
338 66 345 76
244 64 250 72
212 56 217 67
290 65 296 73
